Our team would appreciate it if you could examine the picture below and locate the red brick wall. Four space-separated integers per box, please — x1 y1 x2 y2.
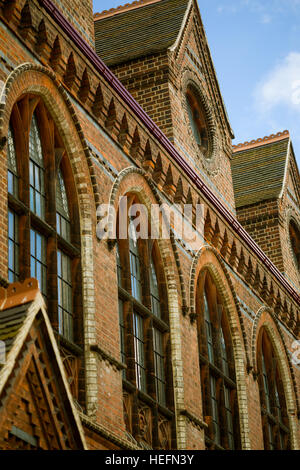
51 0 95 48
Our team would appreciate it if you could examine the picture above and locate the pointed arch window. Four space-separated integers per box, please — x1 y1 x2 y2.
257 329 290 450
186 86 209 158
197 270 240 450
116 195 174 449
29 114 46 219
7 96 83 401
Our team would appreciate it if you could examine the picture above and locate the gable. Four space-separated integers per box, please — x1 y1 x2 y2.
94 0 190 66
0 319 84 449
284 145 300 209
232 135 290 208
0 279 86 450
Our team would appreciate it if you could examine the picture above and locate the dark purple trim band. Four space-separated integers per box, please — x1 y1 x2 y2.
38 0 300 306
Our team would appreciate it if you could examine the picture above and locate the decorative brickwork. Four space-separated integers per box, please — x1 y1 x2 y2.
0 0 299 451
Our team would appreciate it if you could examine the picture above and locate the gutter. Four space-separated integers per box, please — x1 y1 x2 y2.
38 0 300 306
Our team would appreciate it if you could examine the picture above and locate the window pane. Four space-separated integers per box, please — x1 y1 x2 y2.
262 352 271 413
133 312 146 392
7 127 18 196
129 226 142 302
210 376 221 445
153 328 166 406
56 169 71 242
118 298 126 379
224 386 235 450
220 327 230 376
8 210 19 283
186 95 202 146
150 257 161 318
57 250 73 342
30 229 47 296
29 115 46 220
204 292 214 363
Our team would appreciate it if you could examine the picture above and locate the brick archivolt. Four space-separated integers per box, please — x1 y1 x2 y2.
0 62 98 417
252 307 300 449
189 245 251 450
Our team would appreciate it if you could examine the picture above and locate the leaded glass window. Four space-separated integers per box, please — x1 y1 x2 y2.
29 114 46 219
30 229 47 296
7 126 18 196
56 168 71 242
258 330 290 450
57 250 73 342
197 270 240 450
116 195 174 449
153 328 166 406
133 312 146 392
129 223 142 302
8 210 19 283
150 257 161 318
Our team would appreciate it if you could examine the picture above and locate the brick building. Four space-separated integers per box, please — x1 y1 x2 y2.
0 0 299 450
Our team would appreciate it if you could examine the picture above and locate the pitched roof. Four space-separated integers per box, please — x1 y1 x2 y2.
0 279 87 449
94 0 190 66
231 131 290 208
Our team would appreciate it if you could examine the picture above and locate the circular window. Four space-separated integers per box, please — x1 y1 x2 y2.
186 86 209 158
289 219 300 270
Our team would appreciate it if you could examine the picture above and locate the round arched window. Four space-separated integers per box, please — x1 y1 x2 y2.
186 86 209 158
289 219 300 270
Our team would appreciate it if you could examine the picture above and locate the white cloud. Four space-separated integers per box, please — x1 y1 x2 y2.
255 52 300 112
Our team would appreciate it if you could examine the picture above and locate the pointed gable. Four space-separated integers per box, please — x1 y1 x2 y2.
0 279 86 450
94 0 190 66
232 131 290 208
284 143 300 207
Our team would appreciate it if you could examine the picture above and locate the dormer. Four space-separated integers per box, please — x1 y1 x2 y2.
232 131 300 291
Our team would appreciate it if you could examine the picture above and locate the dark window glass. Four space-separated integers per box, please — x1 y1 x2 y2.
30 229 47 296
29 115 46 220
8 210 19 283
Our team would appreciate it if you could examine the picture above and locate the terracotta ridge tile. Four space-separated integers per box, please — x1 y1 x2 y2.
94 0 162 21
232 130 290 153
0 278 40 311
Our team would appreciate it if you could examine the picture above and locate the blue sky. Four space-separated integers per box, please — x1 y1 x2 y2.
93 0 300 165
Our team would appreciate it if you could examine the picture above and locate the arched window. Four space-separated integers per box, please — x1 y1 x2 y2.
257 329 290 450
186 86 209 158
196 269 240 450
116 195 174 449
289 219 300 270
7 96 83 400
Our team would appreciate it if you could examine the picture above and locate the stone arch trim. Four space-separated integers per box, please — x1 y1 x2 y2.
189 244 251 449
252 306 300 428
0 62 98 416
190 244 251 369
105 165 188 449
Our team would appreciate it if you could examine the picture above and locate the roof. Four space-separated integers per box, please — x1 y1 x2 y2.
0 279 87 449
232 131 290 208
94 0 190 66
0 279 40 356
